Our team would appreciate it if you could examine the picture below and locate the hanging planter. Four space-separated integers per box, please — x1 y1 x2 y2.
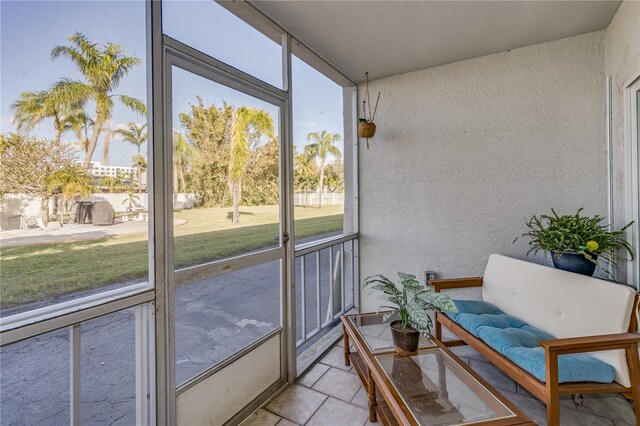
358 119 376 138
359 72 380 149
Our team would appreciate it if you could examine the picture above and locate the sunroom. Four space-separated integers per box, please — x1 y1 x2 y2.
0 1 639 425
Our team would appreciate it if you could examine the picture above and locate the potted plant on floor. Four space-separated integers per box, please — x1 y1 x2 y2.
519 208 634 277
364 272 457 354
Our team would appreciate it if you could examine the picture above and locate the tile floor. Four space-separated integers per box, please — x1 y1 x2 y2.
241 341 637 426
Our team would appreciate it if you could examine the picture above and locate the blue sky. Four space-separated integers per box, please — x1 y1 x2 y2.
1 0 344 167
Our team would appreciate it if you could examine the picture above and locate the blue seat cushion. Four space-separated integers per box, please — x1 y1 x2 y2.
447 300 615 384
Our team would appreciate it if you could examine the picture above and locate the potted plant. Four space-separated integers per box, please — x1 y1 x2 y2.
519 208 634 277
363 272 457 354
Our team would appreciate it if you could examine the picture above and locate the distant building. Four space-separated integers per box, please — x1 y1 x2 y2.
78 161 148 187
78 161 136 178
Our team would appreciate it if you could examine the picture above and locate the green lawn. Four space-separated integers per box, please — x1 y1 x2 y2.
1 205 343 308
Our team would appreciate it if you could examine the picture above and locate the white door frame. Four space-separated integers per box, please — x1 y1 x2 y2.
162 35 293 424
624 70 640 289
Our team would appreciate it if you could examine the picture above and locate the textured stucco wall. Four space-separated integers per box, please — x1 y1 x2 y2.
605 0 640 284
358 31 607 311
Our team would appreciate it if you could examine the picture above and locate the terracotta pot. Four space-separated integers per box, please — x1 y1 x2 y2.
390 320 420 354
358 121 376 138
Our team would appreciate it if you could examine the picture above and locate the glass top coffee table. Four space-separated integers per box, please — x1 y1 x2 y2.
341 312 532 425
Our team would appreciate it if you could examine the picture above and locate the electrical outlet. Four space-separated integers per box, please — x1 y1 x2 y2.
425 270 437 285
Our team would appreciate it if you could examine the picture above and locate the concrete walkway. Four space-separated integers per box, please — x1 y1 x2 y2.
0 219 188 248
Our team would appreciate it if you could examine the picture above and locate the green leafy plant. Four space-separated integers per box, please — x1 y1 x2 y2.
122 191 140 212
519 208 634 272
363 272 457 336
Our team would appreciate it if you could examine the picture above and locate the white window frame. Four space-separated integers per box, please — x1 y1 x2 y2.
0 1 359 425
624 70 640 289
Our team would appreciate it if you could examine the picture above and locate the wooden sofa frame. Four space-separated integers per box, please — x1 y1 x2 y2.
429 276 640 426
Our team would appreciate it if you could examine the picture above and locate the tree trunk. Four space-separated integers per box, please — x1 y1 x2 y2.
54 194 64 226
84 128 90 154
102 121 111 166
178 168 186 194
40 197 49 227
318 161 325 208
232 181 241 224
83 122 102 168
137 144 143 192
173 164 178 195
54 119 62 146
62 197 71 223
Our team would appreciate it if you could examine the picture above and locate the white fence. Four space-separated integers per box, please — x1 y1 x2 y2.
0 192 197 230
89 193 196 211
294 192 344 206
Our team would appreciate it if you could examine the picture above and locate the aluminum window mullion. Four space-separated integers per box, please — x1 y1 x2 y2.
341 243 345 314
135 304 149 426
148 305 157 426
0 290 154 347
300 256 306 340
282 32 297 383
354 238 360 310
163 36 287 104
174 247 284 288
149 0 175 422
315 251 321 333
351 240 356 309
325 248 334 326
0 282 152 333
0 283 151 332
294 232 359 256
70 324 81 426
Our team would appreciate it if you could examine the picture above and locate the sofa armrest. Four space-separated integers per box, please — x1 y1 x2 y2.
428 277 483 292
539 332 640 355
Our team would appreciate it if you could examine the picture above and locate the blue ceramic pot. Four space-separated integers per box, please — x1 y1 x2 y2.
551 251 597 276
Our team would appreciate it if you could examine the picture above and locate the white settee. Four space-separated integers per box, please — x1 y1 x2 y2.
432 254 640 425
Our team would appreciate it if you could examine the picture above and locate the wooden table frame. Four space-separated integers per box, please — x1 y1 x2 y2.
341 312 533 426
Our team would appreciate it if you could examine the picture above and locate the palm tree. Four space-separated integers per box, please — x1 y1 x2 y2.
99 176 121 193
113 122 147 155
304 130 342 208
228 107 274 224
114 122 147 189
131 154 147 192
51 32 146 168
172 131 199 194
46 164 94 222
122 190 140 213
65 110 94 155
294 148 319 193
11 88 77 145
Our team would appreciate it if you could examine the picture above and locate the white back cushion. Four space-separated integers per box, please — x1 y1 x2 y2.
482 254 637 387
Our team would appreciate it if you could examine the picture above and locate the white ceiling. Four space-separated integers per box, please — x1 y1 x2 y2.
252 0 622 83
